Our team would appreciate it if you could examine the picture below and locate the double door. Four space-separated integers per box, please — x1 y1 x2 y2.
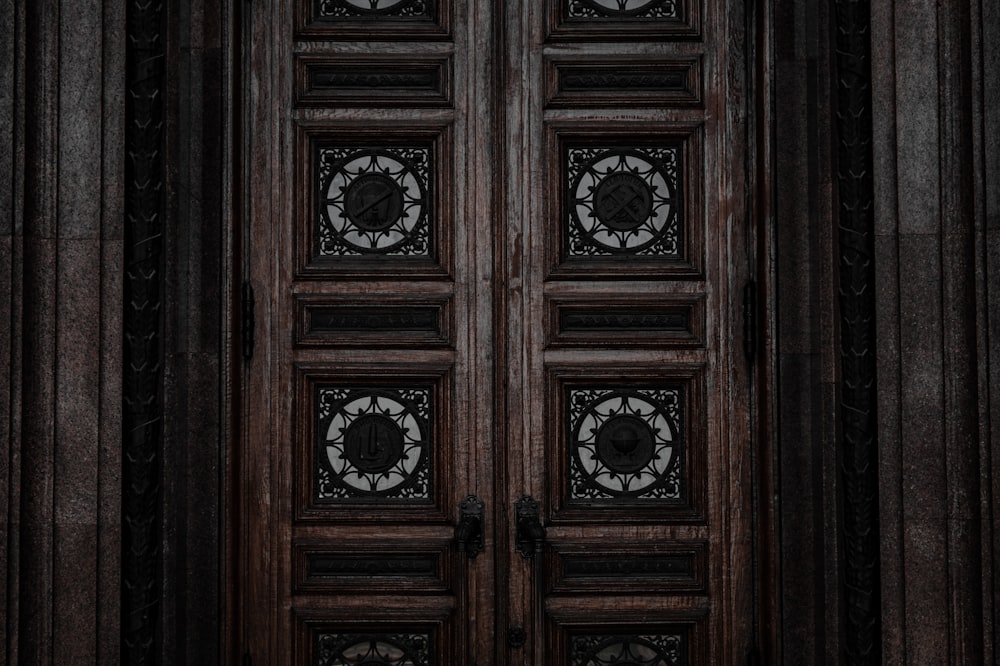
239 0 757 663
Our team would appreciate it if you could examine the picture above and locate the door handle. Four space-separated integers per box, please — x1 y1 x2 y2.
514 495 545 559
456 495 484 559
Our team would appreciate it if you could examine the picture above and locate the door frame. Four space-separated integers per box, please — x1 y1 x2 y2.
219 1 782 663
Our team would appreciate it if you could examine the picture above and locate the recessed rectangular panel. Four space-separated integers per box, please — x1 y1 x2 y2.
560 308 687 332
296 296 452 347
546 540 708 594
548 297 703 348
294 539 452 593
546 59 701 108
311 306 438 332
310 553 438 577
296 56 452 107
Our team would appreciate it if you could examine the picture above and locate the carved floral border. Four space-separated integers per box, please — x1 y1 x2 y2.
123 0 165 662
833 0 881 663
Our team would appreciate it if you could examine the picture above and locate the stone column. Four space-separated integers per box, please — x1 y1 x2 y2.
872 0 998 662
1 0 125 662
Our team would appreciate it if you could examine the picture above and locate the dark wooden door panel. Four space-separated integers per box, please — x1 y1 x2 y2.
500 1 751 663
241 0 754 663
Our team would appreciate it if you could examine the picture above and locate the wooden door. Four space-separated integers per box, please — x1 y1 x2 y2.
238 0 756 663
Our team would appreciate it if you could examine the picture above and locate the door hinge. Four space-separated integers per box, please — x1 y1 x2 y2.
742 279 757 362
242 280 255 361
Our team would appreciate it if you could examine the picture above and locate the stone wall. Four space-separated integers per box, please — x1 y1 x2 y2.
1 0 125 662
871 0 997 662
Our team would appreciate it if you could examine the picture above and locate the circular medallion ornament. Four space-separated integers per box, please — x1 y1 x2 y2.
595 415 656 473
594 173 654 231
567 146 681 257
342 415 405 473
315 388 432 500
568 388 683 500
318 146 431 257
344 174 405 232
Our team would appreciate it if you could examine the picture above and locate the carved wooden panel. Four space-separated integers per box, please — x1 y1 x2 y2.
296 124 453 280
546 295 704 348
547 366 706 523
545 58 702 108
314 632 432 666
566 386 685 502
295 55 452 108
545 540 708 594
293 538 453 594
296 366 452 522
242 0 759 659
570 633 686 665
547 125 704 280
295 295 452 348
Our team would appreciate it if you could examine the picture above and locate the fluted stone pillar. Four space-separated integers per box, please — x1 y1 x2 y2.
1 0 125 662
871 0 998 662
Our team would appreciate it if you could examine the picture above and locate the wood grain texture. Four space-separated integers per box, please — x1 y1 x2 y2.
240 0 759 663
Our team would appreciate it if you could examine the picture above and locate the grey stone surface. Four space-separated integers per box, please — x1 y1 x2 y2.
893 1 942 237
871 1 997 661
0 0 15 236
4 1 124 661
0 235 13 658
101 0 125 243
58 0 105 240
983 2 1000 660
